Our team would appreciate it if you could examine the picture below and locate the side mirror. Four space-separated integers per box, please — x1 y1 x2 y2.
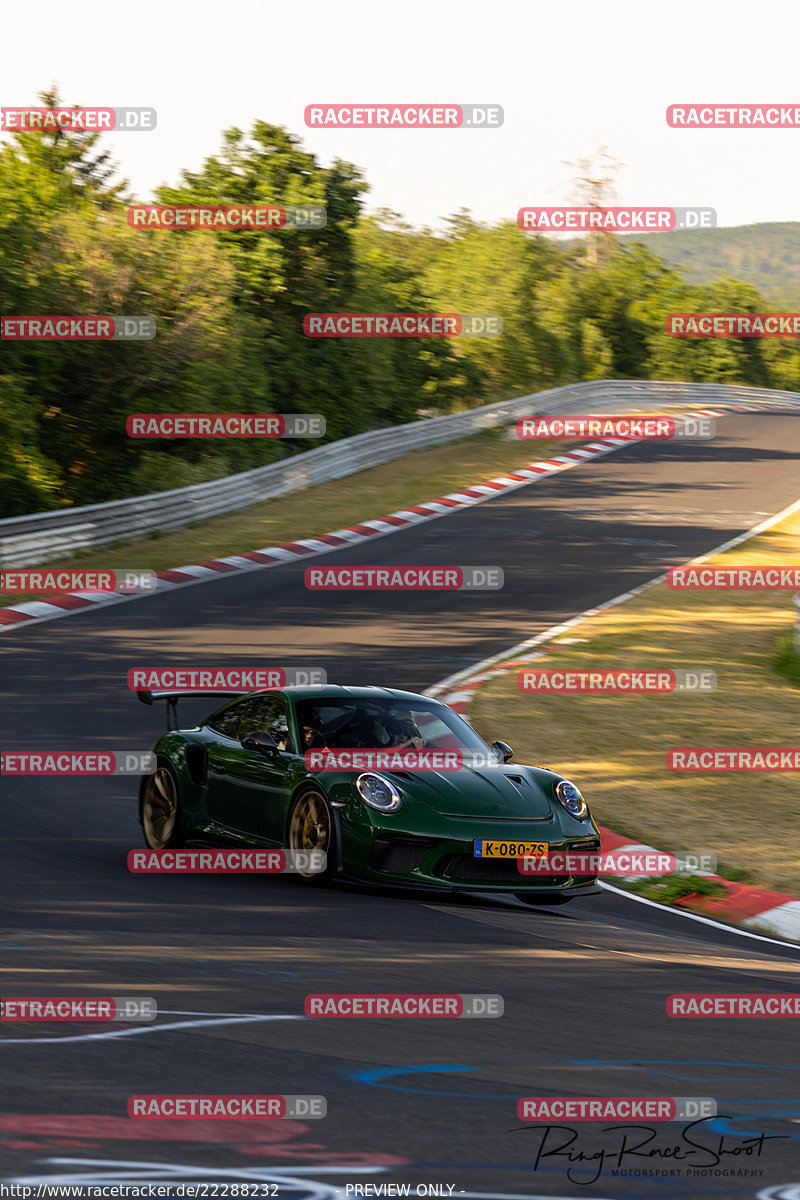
492 740 513 763
242 730 279 757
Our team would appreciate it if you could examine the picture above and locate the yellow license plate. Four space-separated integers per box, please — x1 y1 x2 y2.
474 840 549 858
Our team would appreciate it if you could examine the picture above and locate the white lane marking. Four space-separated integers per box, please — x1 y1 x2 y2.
599 882 800 950
157 1008 283 1015
0 1012 301 1046
425 493 800 949
427 493 800 698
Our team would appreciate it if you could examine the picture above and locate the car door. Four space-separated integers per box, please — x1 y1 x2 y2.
205 695 293 843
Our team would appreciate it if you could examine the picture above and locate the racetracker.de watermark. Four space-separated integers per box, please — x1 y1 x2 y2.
127 668 326 691
518 1097 717 1121
126 414 325 438
518 207 716 231
1 316 155 340
303 748 501 772
304 103 503 128
667 104 800 127
668 748 800 771
516 415 714 440
667 565 800 589
1 996 156 1021
0 570 155 594
1 106 156 130
127 849 327 874
518 850 718 875
667 313 800 336
518 668 716 693
128 1095 325 1118
668 994 800 1017
303 312 501 336
304 566 503 590
0 751 155 775
304 993 503 1017
128 205 327 229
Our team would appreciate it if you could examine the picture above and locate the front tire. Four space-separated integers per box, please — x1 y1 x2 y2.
140 761 184 849
288 787 336 883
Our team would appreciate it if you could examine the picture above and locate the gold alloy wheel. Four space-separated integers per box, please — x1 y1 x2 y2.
288 789 332 879
142 766 179 849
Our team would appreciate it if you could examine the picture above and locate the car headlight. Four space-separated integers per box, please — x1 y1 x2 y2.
355 772 403 813
554 779 588 819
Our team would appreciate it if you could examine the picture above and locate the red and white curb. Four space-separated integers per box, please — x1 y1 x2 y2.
427 496 800 945
0 409 727 632
434 653 800 942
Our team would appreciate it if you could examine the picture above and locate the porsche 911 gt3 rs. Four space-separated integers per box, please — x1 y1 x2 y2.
137 684 601 903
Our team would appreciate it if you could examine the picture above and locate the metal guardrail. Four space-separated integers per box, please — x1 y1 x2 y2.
1 379 799 568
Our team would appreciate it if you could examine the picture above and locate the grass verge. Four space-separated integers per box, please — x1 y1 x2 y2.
612 875 727 903
471 505 800 896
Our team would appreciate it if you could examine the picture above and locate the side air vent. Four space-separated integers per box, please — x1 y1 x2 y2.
185 742 208 786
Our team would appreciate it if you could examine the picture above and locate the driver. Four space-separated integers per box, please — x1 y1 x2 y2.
384 712 426 750
300 709 326 750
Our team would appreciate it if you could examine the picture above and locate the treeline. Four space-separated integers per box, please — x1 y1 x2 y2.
634 222 800 308
3 91 800 517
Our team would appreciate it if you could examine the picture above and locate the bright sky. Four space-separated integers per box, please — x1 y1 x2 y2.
3 0 798 231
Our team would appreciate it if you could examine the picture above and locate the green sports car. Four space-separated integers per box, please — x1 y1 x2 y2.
137 684 601 904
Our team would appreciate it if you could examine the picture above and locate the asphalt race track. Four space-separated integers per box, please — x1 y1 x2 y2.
3 411 800 1200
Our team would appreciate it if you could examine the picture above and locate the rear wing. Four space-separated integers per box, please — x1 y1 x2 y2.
137 689 242 731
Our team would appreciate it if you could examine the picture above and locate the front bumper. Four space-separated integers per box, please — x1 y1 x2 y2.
342 817 601 894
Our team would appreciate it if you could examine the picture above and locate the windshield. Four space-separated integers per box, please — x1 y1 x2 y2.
295 697 490 754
